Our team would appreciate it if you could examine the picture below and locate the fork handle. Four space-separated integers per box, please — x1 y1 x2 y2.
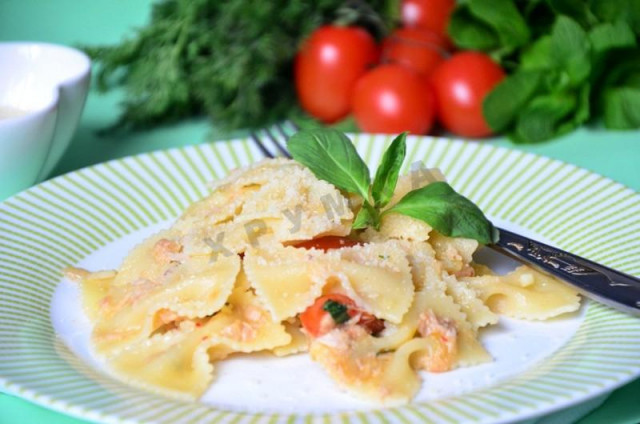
490 227 640 316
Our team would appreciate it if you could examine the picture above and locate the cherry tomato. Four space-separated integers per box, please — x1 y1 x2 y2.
295 236 362 251
300 294 384 338
352 64 436 134
382 27 448 77
430 52 505 138
294 26 379 123
401 0 456 39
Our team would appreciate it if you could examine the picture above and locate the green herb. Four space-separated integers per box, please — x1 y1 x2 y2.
84 0 397 131
383 182 496 245
323 300 351 324
371 132 406 208
287 129 371 200
288 128 497 244
449 0 640 143
352 203 377 230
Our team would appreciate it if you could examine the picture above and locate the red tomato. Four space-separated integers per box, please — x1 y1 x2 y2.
382 27 448 77
300 294 357 338
294 26 379 123
300 294 384 338
352 64 436 134
430 52 505 138
294 236 362 251
401 0 456 39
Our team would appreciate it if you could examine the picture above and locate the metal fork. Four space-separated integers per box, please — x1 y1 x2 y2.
250 122 640 317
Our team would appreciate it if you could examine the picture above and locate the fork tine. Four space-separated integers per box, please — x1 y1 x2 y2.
250 131 275 159
265 127 292 158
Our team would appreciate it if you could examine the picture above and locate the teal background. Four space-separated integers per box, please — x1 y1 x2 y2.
0 1 638 423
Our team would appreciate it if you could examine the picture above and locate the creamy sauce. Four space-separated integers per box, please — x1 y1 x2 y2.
0 106 29 120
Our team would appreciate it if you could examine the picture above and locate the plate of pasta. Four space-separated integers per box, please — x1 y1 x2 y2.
1 132 639 424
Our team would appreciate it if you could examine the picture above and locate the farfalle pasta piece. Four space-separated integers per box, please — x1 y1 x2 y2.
444 274 498 330
399 240 444 291
272 321 309 357
378 213 433 242
333 241 414 324
202 271 291 353
412 287 491 368
309 326 428 406
110 231 180 288
243 245 332 321
428 231 478 276
107 321 215 400
176 159 353 256
108 271 291 399
73 270 116 322
463 265 581 320
90 253 240 354
367 278 447 353
359 205 432 246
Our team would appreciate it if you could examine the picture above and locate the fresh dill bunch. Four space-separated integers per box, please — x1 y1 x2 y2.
85 0 398 131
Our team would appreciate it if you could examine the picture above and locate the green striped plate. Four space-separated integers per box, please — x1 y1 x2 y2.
1 135 639 424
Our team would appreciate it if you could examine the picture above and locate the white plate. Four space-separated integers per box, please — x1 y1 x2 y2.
1 134 639 424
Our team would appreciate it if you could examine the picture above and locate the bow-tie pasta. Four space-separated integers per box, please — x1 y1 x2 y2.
66 159 580 404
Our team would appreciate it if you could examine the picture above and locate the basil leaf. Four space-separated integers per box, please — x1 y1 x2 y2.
589 21 637 55
550 15 591 86
603 87 640 129
520 36 553 70
484 70 544 132
590 0 640 36
353 204 377 230
288 129 371 200
448 7 499 51
510 93 578 143
597 51 640 129
371 133 407 208
467 0 530 52
386 182 496 244
323 300 350 324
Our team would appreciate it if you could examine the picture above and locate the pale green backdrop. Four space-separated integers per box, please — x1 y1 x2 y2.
0 1 638 423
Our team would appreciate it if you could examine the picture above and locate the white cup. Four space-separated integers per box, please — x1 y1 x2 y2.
0 42 91 200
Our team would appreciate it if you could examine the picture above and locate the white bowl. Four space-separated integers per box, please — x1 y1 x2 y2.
0 42 91 200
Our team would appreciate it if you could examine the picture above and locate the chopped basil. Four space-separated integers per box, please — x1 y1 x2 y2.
323 300 351 325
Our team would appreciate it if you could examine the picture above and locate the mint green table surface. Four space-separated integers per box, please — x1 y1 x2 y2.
1 1 639 423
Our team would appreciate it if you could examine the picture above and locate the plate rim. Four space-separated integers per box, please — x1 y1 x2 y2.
1 133 639 424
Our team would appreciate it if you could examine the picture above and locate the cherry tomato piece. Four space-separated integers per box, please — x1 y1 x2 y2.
430 52 505 138
382 27 448 77
300 294 385 338
300 294 356 338
294 26 379 123
295 236 362 251
352 64 436 134
401 0 456 40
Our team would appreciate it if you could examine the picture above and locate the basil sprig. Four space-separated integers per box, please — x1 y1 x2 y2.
287 129 497 244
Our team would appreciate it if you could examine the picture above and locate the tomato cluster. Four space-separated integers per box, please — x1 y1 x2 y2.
294 0 506 138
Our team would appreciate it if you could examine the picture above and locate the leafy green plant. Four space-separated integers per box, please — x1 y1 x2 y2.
287 128 497 244
85 0 398 131
449 0 640 143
